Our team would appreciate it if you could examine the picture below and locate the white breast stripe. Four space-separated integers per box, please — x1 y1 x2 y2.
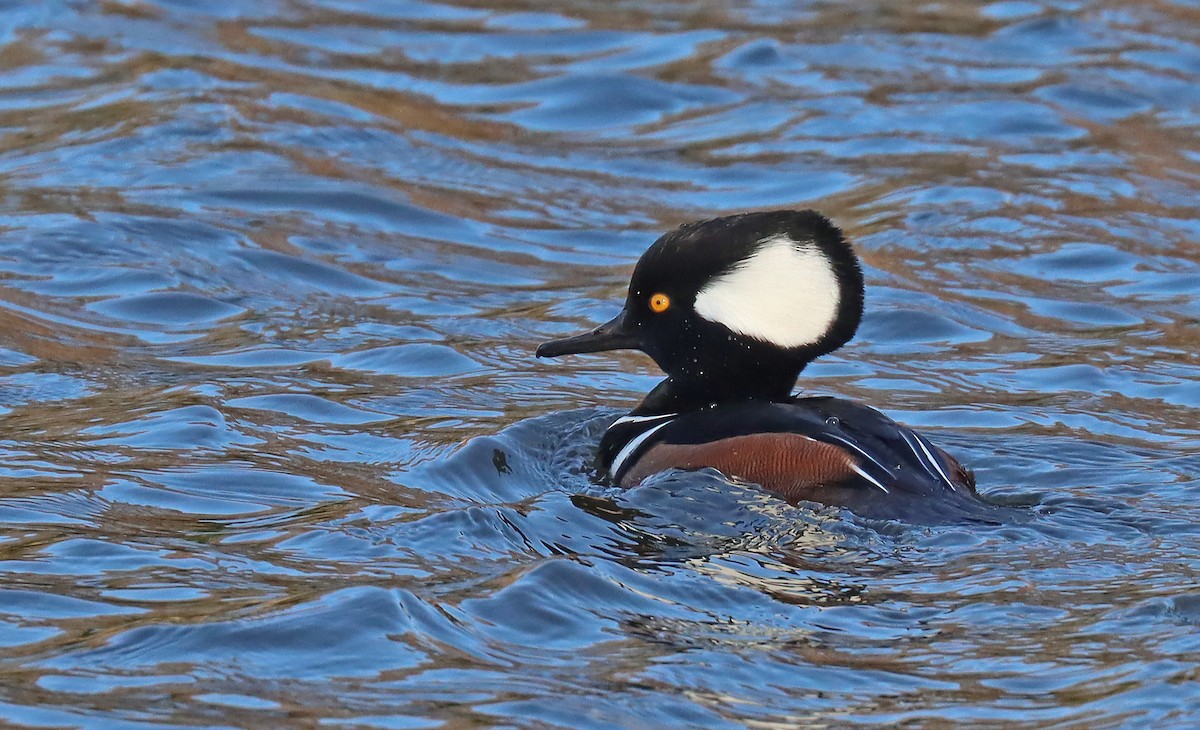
610 413 677 428
609 420 674 481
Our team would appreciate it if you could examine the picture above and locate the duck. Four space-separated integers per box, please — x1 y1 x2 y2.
536 209 982 517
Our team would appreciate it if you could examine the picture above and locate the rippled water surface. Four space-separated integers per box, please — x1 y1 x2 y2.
2 0 1199 726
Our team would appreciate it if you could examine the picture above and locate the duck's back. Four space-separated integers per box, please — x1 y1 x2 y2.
602 397 978 515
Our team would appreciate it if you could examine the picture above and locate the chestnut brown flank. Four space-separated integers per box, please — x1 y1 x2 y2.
621 433 858 499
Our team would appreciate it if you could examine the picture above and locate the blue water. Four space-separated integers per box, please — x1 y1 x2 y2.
1 0 1199 726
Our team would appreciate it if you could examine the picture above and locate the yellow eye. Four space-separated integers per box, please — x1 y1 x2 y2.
649 293 671 313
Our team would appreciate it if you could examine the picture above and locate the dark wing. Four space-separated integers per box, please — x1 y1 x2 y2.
796 397 976 496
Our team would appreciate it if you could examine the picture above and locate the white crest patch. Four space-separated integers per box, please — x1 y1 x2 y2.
693 234 840 349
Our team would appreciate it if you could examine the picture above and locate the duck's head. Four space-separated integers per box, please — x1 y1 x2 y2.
537 210 864 403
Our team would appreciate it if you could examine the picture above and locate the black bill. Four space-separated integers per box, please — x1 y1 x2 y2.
536 310 639 357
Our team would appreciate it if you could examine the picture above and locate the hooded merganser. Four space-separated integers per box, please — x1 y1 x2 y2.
536 210 979 513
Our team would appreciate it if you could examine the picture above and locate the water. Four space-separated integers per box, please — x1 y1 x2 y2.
1 0 1198 726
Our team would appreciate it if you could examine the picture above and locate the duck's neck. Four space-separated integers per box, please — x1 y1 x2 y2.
632 368 800 415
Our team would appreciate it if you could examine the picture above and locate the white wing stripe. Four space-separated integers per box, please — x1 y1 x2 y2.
850 464 890 494
902 430 957 492
820 432 893 475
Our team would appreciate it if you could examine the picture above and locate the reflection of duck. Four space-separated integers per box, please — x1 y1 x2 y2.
538 210 979 513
